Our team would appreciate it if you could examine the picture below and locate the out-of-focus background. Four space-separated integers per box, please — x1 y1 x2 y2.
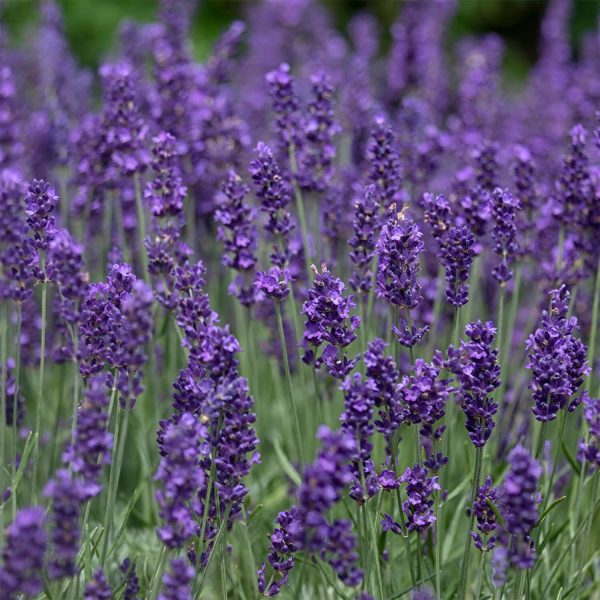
2 0 600 81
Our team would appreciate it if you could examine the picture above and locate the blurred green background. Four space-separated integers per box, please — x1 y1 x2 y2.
2 0 600 80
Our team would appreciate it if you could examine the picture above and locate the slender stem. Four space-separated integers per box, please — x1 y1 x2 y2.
474 551 486 600
32 254 48 503
540 410 567 518
459 445 483 600
534 422 546 461
573 473 600 596
10 305 21 519
148 546 167 600
274 301 305 464
133 173 150 283
434 486 442 600
289 146 312 279
101 401 131 564
515 569 526 599
586 255 600 395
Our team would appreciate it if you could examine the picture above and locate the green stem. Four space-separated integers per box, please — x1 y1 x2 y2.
573 473 600 596
540 410 567 518
148 546 167 600
586 255 600 395
515 570 526 599
133 173 150 283
32 254 48 503
275 301 305 464
289 145 312 279
11 303 22 510
458 445 483 600
101 401 131 565
474 551 486 600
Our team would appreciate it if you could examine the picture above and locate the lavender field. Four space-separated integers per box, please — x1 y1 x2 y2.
0 0 599 598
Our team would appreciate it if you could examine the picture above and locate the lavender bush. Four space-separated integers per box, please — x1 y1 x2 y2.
0 0 599 598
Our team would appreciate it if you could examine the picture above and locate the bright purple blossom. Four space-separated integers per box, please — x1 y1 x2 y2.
470 476 499 551
254 267 291 302
491 188 521 284
400 464 440 533
440 225 475 307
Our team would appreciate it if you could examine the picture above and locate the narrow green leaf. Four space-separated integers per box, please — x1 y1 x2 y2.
487 498 506 530
562 440 581 477
273 437 301 486
107 482 145 560
535 496 566 528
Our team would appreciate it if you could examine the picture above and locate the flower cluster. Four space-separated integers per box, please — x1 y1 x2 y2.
349 185 379 294
399 464 441 533
302 264 361 379
527 286 589 422
0 507 47 599
440 225 476 307
578 394 600 469
499 444 542 569
491 187 521 284
259 427 362 595
448 321 501 447
470 476 499 551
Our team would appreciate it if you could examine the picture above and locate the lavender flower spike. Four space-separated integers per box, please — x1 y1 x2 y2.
0 507 47 599
501 444 542 569
491 187 520 285
158 558 195 600
84 569 112 600
440 224 475 307
578 394 600 470
400 464 441 533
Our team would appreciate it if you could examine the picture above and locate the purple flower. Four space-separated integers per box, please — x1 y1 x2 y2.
99 62 150 177
266 63 301 154
470 476 499 551
340 373 379 502
423 192 453 253
364 338 402 443
448 321 501 447
62 375 113 500
44 469 86 579
299 71 339 191
249 141 295 267
254 267 291 302
553 124 591 225
578 394 600 469
3 357 25 427
500 444 542 569
155 412 207 549
25 179 58 254
120 559 140 600
84 569 112 600
491 188 521 284
260 427 361 595
215 170 258 306
0 507 47 599
526 286 589 422
349 185 379 295
158 558 194 600
398 351 452 441
301 264 360 379
512 144 538 250
367 116 403 211
376 206 424 311
440 225 476 307
400 464 441 533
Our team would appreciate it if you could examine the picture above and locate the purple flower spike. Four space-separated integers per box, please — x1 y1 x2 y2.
491 188 520 285
26 179 58 253
62 374 113 500
155 412 208 549
0 507 47 599
578 394 600 470
266 63 301 153
470 476 499 551
84 569 112 600
440 224 475 307
400 464 441 533
44 469 87 579
302 264 360 379
349 185 379 295
448 320 501 447
215 170 258 306
500 445 542 570
527 286 589 422
340 372 379 502
158 558 194 600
